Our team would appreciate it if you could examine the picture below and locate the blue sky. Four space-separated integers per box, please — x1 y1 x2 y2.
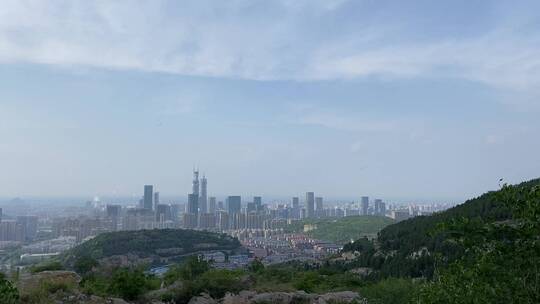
0 0 539 201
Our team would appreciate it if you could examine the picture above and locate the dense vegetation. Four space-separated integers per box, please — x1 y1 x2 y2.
343 178 540 279
151 257 415 304
65 228 241 261
0 272 19 304
283 215 394 244
417 182 540 303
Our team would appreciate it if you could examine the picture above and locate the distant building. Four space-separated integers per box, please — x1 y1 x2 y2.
247 202 256 213
192 169 200 198
292 197 299 209
143 185 153 210
154 192 160 211
200 175 208 214
208 197 217 214
361 196 369 216
253 196 262 211
391 210 410 222
187 194 199 214
374 199 385 215
16 215 38 241
217 211 229 231
227 196 241 215
306 192 315 218
199 213 216 229
0 220 24 242
106 204 122 231
170 204 183 222
156 204 172 222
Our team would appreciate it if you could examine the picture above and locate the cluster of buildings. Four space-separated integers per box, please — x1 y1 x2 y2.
39 169 443 246
0 208 38 245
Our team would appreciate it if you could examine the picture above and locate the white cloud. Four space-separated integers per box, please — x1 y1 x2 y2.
0 0 538 96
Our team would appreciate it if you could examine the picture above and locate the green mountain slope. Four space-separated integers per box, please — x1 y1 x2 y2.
344 178 540 279
65 229 241 261
283 216 394 244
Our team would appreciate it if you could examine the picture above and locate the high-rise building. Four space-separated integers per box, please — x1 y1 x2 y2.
253 196 262 211
16 215 38 241
153 192 160 211
0 220 24 241
217 211 229 231
192 169 200 197
361 196 369 215
374 199 383 215
247 202 256 213
156 204 172 222
170 204 182 222
315 197 323 210
143 185 153 210
106 204 122 231
208 197 217 214
292 197 299 209
200 175 208 214
306 192 315 218
187 194 199 215
227 196 241 215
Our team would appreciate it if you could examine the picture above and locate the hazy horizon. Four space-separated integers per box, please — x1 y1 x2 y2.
1 1 539 200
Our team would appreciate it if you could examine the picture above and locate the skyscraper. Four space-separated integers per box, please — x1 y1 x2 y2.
208 197 217 214
187 194 199 215
143 185 153 210
154 192 160 211
192 168 200 198
227 196 241 215
200 175 208 214
315 197 323 210
253 196 262 211
374 199 384 215
306 192 315 218
361 196 369 216
16 215 38 241
292 197 299 209
185 193 199 228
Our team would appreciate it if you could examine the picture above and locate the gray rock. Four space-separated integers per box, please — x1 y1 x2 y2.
188 293 218 304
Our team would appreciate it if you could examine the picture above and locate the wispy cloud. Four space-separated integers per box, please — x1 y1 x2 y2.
0 0 538 95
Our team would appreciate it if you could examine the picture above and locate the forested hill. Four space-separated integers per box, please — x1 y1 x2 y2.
377 178 539 253
65 229 241 261
342 178 540 279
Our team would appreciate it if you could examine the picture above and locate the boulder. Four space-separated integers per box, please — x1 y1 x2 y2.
317 291 363 304
188 292 218 304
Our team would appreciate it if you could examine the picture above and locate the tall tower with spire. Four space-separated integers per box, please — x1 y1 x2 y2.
192 168 200 198
200 174 208 213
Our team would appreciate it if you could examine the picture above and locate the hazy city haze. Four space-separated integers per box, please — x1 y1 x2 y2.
1 0 539 200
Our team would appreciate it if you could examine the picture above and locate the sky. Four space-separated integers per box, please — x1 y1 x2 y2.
1 0 539 202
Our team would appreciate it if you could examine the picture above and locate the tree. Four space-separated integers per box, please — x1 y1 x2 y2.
74 255 98 274
248 258 265 273
0 275 19 304
417 183 540 303
108 268 149 300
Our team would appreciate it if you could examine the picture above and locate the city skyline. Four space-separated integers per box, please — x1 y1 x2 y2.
1 1 539 200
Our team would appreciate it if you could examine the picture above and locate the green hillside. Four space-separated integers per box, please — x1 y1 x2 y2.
344 178 540 279
64 229 241 261
284 216 394 244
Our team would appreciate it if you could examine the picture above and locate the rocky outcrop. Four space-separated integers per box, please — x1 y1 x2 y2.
18 270 82 293
188 292 218 304
212 290 363 304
